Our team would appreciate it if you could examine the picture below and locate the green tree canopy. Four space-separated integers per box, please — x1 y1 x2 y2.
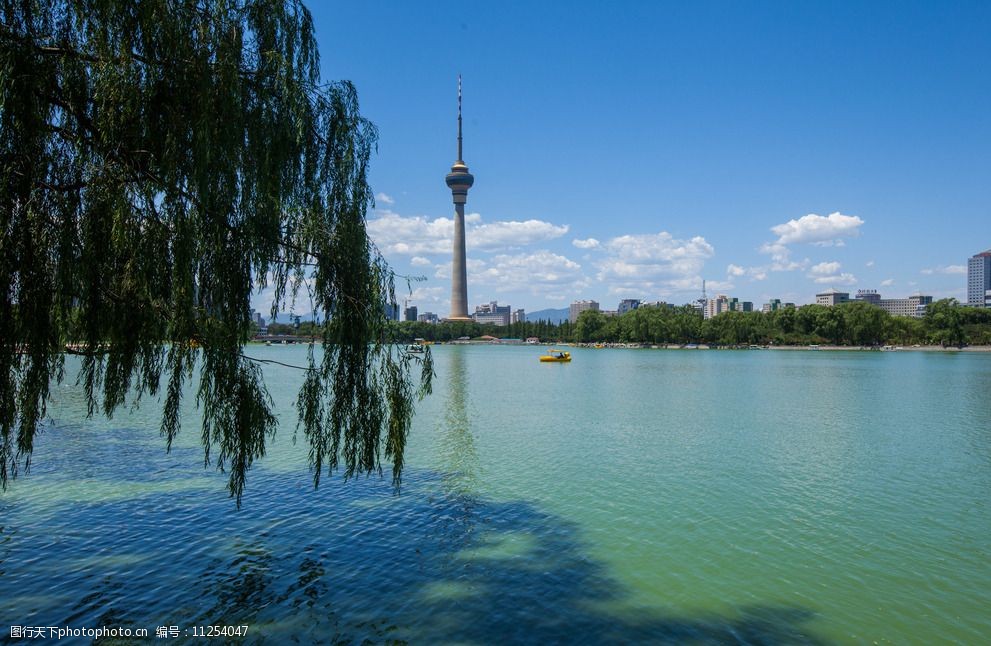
1 0 430 505
574 309 608 342
924 298 966 347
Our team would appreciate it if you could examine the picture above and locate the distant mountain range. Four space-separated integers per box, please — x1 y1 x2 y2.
525 308 569 324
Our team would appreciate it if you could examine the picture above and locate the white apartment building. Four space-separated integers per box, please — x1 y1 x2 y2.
705 294 729 319
878 294 932 318
967 250 991 307
569 300 599 324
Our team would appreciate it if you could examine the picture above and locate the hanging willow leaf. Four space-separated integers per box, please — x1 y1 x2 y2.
0 0 430 507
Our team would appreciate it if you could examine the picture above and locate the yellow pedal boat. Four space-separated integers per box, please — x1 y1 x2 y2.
539 349 571 362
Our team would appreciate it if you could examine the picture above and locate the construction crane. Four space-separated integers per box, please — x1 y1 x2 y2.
695 279 707 317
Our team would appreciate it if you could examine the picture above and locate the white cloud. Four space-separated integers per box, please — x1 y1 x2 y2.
866 260 875 267
757 242 808 272
726 262 771 282
760 242 789 262
665 277 734 292
921 265 966 275
599 232 713 277
808 262 854 286
572 237 601 249
471 219 568 250
375 192 395 206
809 261 842 276
592 231 715 298
472 250 588 294
410 256 432 267
367 210 452 255
366 210 567 256
770 212 864 246
433 257 486 280
706 279 736 291
407 286 446 311
758 212 860 276
812 273 857 286
881 278 894 286
812 239 846 248
412 287 444 302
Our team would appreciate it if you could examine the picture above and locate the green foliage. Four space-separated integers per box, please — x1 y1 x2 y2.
924 298 966 347
416 301 989 348
0 0 429 506
841 301 886 346
574 310 608 342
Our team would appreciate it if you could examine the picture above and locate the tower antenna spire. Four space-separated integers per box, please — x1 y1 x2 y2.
457 74 463 161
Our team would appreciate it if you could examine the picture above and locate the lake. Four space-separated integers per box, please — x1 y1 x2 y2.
1 345 989 644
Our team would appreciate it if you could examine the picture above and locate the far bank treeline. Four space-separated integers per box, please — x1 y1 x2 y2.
372 299 991 347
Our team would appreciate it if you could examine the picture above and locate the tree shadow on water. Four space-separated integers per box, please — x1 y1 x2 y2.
350 483 828 645
2 469 828 645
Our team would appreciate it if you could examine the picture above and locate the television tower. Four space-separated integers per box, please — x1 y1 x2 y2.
445 75 475 321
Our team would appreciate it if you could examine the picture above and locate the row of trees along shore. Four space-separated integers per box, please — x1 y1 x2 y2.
387 299 991 347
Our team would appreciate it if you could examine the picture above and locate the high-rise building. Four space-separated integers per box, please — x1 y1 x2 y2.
511 309 526 324
569 300 599 323
705 294 729 319
967 249 991 307
474 301 511 326
417 312 439 324
762 299 795 312
618 299 640 315
403 305 418 322
445 76 475 321
248 309 266 328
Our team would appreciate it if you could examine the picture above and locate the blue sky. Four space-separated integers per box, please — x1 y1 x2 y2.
263 1 991 315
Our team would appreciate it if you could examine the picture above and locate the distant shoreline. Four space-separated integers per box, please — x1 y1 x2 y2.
559 342 991 353
763 344 991 353
244 339 991 353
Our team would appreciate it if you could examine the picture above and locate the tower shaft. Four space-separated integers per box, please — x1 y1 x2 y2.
450 202 469 319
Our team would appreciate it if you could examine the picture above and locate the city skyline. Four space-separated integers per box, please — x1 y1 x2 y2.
251 2 990 316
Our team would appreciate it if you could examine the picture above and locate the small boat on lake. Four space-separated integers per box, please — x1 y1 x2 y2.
407 338 430 352
540 349 571 362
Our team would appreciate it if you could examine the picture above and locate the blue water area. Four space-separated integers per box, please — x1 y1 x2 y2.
2 345 990 644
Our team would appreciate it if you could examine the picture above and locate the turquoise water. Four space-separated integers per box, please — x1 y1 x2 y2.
2 345 990 644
